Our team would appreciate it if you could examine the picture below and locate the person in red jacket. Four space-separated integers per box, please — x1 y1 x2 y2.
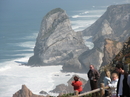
71 75 83 94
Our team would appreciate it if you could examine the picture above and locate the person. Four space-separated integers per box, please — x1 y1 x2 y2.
103 70 111 97
108 73 118 97
127 73 130 96
87 65 100 97
71 75 83 94
115 63 130 97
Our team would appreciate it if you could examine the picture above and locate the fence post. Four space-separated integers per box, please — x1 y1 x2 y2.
100 83 105 97
74 90 79 97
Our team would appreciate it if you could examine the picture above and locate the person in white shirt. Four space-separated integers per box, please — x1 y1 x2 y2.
108 73 118 97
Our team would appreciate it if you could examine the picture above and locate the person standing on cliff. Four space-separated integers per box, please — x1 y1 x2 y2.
115 63 130 97
71 75 83 95
87 64 100 96
104 70 111 97
108 73 118 97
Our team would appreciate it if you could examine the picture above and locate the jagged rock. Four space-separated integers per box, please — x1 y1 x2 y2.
98 36 130 85
82 80 91 92
83 4 130 42
13 85 44 97
50 75 87 94
78 48 104 72
62 57 86 72
39 91 48 95
27 8 88 66
79 4 130 72
50 84 73 94
101 39 123 66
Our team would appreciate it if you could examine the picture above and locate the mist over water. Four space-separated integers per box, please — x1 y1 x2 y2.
0 0 129 97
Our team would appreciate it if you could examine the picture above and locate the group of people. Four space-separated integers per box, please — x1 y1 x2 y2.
104 70 118 97
104 63 130 97
71 64 130 97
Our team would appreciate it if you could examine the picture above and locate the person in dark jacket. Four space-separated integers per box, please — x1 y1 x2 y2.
115 63 130 97
87 65 100 90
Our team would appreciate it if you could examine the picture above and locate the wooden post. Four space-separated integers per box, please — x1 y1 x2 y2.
74 90 79 97
100 83 105 97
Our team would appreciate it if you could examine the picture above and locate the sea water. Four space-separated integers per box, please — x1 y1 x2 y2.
0 0 129 97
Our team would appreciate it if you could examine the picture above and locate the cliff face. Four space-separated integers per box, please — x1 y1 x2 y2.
99 37 130 84
79 4 130 71
101 39 123 66
28 8 88 66
83 4 130 42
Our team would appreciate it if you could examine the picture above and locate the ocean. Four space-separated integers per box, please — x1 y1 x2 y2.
0 0 129 97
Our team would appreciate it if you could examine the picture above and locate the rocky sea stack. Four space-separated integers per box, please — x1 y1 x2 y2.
27 8 88 66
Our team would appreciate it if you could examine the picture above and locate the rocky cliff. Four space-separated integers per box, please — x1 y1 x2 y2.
28 8 88 66
78 4 130 71
13 85 44 97
99 36 130 84
82 37 129 92
101 39 123 66
28 4 130 72
83 4 130 42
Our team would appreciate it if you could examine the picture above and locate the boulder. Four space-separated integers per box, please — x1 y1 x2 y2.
13 85 44 97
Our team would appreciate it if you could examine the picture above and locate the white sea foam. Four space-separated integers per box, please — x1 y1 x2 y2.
84 41 94 49
15 41 35 48
0 57 88 97
83 36 92 40
21 32 38 40
72 14 101 18
15 49 33 52
70 9 106 31
72 9 105 15
71 20 95 31
0 65 11 72
82 36 94 49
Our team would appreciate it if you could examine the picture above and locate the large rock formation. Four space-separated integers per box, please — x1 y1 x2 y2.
28 4 130 72
78 4 130 71
83 4 130 42
13 85 44 97
28 8 88 66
